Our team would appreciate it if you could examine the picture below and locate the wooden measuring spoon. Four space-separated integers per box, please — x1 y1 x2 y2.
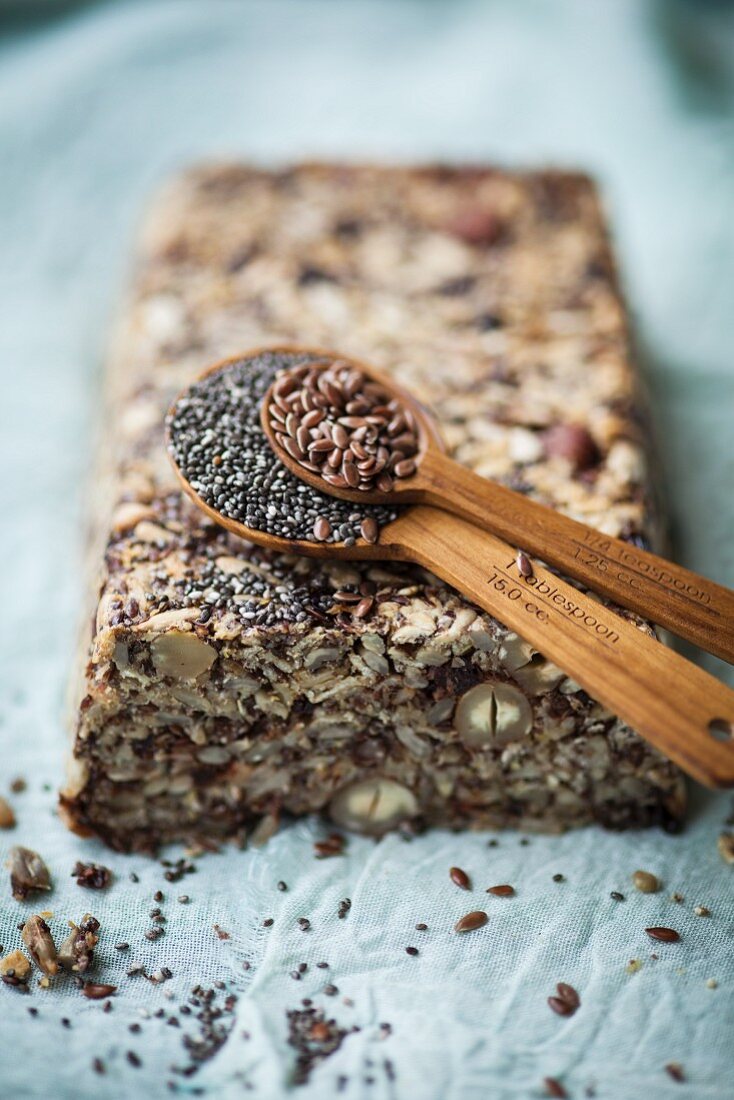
260 347 734 665
167 443 734 788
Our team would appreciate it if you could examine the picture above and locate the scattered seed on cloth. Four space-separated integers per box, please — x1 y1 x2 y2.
645 927 680 943
454 911 487 933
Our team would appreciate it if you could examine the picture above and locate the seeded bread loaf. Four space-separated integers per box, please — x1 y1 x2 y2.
61 163 685 851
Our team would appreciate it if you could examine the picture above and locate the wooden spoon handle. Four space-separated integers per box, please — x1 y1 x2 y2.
393 507 734 788
418 451 734 664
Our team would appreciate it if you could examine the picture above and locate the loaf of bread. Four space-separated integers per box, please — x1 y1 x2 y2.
61 163 685 851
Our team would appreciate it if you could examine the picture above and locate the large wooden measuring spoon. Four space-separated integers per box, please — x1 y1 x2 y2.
261 347 734 665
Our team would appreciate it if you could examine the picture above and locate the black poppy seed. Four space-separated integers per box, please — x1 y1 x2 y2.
167 352 400 547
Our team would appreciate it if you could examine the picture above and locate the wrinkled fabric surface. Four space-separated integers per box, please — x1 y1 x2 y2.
0 2 732 1098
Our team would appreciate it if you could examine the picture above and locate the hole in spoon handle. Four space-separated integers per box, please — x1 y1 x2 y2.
709 717 734 743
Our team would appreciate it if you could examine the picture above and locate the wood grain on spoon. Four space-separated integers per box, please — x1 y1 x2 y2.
260 349 734 664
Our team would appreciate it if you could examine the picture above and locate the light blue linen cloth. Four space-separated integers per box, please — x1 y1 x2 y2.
1 2 732 1097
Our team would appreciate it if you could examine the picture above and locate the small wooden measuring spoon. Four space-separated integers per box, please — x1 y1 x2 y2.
167 363 734 788
261 347 734 665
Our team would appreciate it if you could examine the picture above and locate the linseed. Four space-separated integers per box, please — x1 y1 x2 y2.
454 911 487 933
516 551 533 578
450 866 471 890
645 927 680 943
82 982 117 1000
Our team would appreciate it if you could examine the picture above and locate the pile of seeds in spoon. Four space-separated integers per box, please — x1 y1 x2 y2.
266 360 421 494
166 350 399 546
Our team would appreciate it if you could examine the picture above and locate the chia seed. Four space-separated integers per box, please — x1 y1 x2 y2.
167 351 399 547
